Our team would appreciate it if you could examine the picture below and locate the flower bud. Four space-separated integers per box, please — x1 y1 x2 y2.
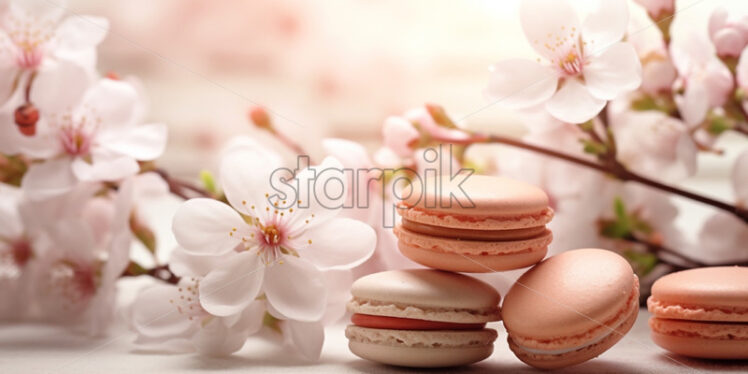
14 103 39 136
633 0 674 20
248 106 274 131
709 8 748 58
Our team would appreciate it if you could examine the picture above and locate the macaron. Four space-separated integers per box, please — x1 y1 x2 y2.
502 248 640 369
345 269 501 367
394 175 553 272
647 266 748 359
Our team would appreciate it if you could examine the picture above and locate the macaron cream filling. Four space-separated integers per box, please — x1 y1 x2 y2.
401 218 548 241
351 314 487 331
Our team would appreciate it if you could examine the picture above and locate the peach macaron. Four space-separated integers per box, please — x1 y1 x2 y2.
502 248 640 369
394 175 553 272
345 269 501 367
647 266 748 359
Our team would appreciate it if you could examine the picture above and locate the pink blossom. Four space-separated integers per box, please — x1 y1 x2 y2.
382 116 419 158
708 7 748 58
671 36 734 127
611 110 697 181
14 79 167 200
0 0 108 106
486 0 641 123
633 0 674 19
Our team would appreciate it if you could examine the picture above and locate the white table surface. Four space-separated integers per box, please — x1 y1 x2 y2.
2 306 746 374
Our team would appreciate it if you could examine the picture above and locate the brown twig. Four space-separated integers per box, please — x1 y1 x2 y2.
435 133 748 224
154 168 211 200
121 263 180 285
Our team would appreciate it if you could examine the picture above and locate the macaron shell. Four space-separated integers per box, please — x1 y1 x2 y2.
348 269 501 323
398 240 548 272
508 305 638 369
395 225 553 256
401 175 550 218
650 331 748 360
502 249 637 341
648 266 748 322
346 325 497 367
398 204 554 231
348 341 494 368
648 297 748 323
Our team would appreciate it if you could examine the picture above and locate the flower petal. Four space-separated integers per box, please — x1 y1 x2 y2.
172 198 248 256
199 251 264 317
192 318 248 357
98 123 167 161
30 59 90 114
294 156 347 226
71 154 139 182
220 148 283 216
545 79 605 123
131 284 198 340
286 320 324 361
321 138 372 169
80 79 139 127
675 84 708 127
55 16 109 50
582 0 629 54
520 0 581 61
21 158 77 200
584 42 642 100
264 256 326 322
300 218 376 270
485 59 557 109
169 247 233 278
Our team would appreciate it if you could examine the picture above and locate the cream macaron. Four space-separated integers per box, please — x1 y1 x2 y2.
502 248 640 369
395 175 553 272
345 269 501 367
647 266 748 359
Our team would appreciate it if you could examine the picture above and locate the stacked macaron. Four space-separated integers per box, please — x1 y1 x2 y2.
346 175 640 369
345 269 502 367
647 266 748 359
394 175 554 272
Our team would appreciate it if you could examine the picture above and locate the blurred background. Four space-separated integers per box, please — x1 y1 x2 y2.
64 0 745 230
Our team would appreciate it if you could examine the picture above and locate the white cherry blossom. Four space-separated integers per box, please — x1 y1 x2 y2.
15 79 166 199
486 0 641 123
0 0 107 107
172 147 376 322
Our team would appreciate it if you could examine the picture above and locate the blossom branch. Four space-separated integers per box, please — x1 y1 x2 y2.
433 133 748 223
121 262 180 285
154 168 212 200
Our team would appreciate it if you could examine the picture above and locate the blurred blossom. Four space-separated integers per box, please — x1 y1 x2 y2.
0 0 107 106
321 138 411 276
633 0 674 19
131 256 265 356
382 116 419 158
690 212 748 265
486 0 641 123
708 7 748 58
670 36 734 126
611 110 697 181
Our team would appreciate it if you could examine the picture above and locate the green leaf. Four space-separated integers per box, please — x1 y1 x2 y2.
707 115 730 136
624 250 658 276
200 170 217 194
263 312 282 334
580 139 608 156
600 198 632 239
